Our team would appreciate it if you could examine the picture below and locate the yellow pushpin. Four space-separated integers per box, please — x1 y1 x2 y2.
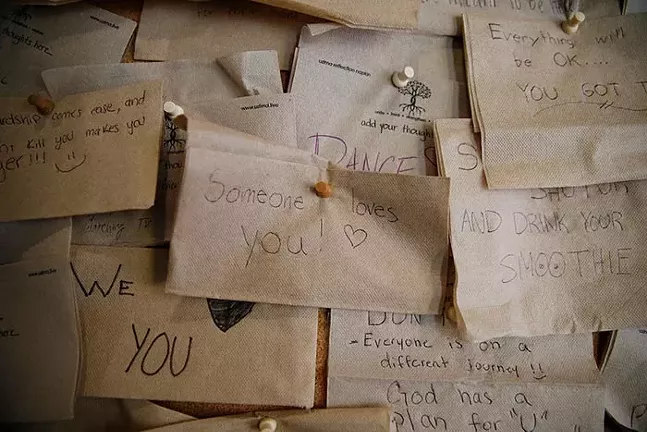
27 94 55 115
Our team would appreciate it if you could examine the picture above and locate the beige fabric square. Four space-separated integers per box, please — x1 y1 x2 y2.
0 81 162 222
72 245 318 407
291 25 468 176
167 125 449 313
464 13 647 188
435 118 647 340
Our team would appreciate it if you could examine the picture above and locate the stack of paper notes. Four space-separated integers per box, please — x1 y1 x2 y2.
1 1 646 431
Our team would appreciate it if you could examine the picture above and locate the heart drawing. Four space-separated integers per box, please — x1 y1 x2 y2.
344 224 367 249
207 299 255 333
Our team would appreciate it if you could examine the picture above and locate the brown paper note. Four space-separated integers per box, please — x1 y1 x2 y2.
464 13 647 189
0 81 163 222
291 25 468 176
135 0 311 69
41 59 289 246
0 256 79 423
435 119 647 340
329 377 603 432
0 3 136 96
328 309 603 431
329 309 599 385
71 245 318 407
251 0 420 29
603 328 647 430
167 127 449 313
142 407 390 432
418 0 620 36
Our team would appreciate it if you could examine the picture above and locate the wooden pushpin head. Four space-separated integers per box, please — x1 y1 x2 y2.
562 11 585 35
445 305 456 323
163 101 184 118
258 417 277 432
392 66 415 88
314 181 333 198
27 94 55 115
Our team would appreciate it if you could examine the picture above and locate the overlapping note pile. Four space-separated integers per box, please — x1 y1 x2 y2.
1 0 646 431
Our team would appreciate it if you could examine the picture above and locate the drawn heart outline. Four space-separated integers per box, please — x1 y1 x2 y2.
343 224 367 249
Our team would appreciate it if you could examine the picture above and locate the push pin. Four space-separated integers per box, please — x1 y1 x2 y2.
391 66 415 88
562 11 585 35
164 101 187 130
314 181 333 198
258 417 277 432
445 305 456 323
27 94 55 115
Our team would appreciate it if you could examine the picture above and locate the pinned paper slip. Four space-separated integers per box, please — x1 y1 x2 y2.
0 3 136 96
328 309 603 431
435 118 647 340
291 25 468 176
167 121 449 314
417 0 620 36
463 13 647 189
0 81 162 222
72 245 317 407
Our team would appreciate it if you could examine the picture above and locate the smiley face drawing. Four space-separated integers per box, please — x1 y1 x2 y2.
55 151 87 173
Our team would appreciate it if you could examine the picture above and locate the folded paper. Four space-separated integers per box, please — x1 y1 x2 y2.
0 217 71 265
72 245 318 407
0 81 162 222
435 119 647 340
464 13 647 188
135 0 310 69
167 123 449 313
0 256 79 423
291 25 468 176
603 328 647 430
0 3 136 96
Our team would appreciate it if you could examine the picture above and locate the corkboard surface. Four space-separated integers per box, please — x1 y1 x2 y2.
86 0 329 417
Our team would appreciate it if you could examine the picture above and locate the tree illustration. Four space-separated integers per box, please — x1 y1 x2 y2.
399 80 432 116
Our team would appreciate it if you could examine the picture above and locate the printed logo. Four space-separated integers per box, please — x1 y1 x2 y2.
398 80 432 116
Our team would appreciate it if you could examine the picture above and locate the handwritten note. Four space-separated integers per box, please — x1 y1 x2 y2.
167 124 449 313
0 3 136 96
418 0 620 36
135 0 310 69
72 245 318 406
603 328 647 430
328 309 603 431
0 256 79 422
435 119 647 340
0 81 162 222
464 13 647 188
291 25 468 176
329 377 603 432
